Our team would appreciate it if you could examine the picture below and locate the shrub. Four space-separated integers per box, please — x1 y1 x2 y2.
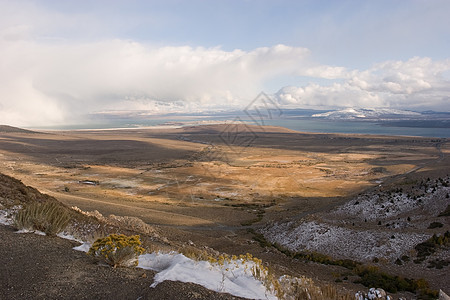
428 222 443 229
401 255 410 262
292 251 360 270
248 229 273 248
438 204 450 217
179 245 211 261
88 234 145 268
354 265 429 294
14 202 71 236
414 231 450 259
427 258 450 269
418 288 439 300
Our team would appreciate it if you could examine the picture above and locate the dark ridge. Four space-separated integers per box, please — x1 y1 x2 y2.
0 125 38 134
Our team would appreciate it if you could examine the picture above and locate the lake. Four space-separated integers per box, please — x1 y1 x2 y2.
31 116 450 138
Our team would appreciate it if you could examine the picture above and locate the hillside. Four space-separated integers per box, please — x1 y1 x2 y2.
260 175 450 295
0 225 243 300
0 173 56 205
0 125 38 134
0 173 243 299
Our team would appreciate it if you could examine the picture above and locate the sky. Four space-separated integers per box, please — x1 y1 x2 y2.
1 0 450 126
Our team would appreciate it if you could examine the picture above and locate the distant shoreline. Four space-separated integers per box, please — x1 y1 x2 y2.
26 120 248 132
22 117 450 138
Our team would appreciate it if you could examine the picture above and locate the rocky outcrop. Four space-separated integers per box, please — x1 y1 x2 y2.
355 288 389 300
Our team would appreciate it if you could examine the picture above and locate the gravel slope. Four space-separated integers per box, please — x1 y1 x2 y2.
0 225 243 300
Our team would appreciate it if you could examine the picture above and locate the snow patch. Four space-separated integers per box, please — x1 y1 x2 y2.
312 108 421 120
138 252 277 300
0 210 13 225
73 243 91 253
57 232 84 243
15 228 46 235
0 205 21 226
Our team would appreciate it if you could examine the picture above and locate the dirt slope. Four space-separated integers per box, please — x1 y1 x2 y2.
0 225 244 300
0 125 37 134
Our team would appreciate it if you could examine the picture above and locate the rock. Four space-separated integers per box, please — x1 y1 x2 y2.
440 289 450 300
355 288 389 300
375 288 387 298
355 291 366 300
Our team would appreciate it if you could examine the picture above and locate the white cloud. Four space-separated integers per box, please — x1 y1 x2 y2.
0 37 311 126
300 65 352 79
277 83 385 109
277 57 450 111
351 57 448 95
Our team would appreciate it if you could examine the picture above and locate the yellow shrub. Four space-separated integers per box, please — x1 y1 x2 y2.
88 234 145 268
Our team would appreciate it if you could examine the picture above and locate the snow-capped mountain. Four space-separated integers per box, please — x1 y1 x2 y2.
312 108 422 120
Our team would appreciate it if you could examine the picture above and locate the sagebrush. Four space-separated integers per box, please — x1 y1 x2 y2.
88 234 145 268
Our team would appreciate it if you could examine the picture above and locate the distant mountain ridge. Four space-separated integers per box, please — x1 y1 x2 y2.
312 108 424 120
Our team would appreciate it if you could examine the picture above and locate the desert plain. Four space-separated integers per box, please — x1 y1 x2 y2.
0 124 449 297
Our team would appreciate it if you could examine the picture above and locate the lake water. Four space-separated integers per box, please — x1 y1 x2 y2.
261 119 450 138
33 117 450 138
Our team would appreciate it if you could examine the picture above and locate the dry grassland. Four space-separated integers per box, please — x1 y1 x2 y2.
0 125 444 229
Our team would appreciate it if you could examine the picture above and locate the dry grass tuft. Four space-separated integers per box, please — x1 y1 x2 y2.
178 245 214 261
70 207 158 239
14 201 71 236
106 214 157 236
278 275 354 300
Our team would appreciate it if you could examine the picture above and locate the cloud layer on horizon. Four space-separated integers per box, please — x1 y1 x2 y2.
0 37 313 126
277 57 450 110
1 32 450 127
